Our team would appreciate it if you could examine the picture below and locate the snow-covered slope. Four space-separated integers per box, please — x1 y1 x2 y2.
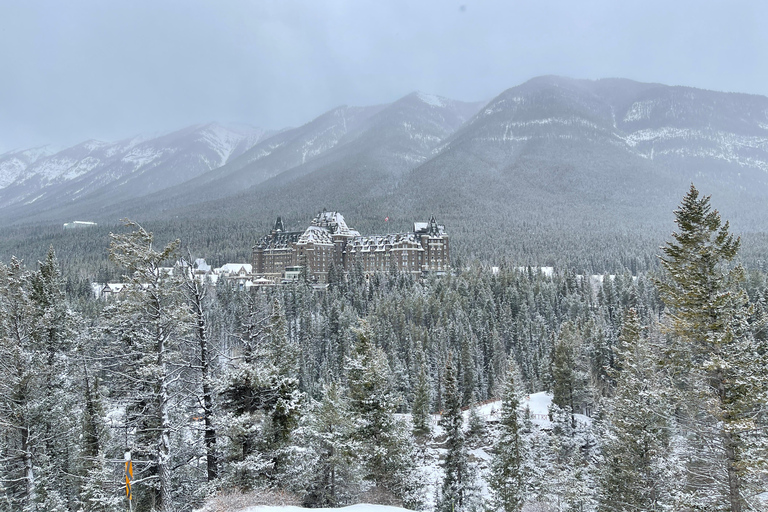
0 123 268 215
4 77 768 233
242 506 408 512
0 146 53 189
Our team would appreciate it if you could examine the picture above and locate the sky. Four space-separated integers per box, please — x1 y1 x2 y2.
1 0 766 151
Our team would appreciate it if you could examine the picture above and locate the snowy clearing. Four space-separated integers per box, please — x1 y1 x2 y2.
241 505 409 512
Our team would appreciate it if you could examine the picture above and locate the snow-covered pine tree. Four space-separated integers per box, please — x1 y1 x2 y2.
179 255 218 483
597 308 682 511
411 349 432 443
544 404 598 512
105 222 191 512
489 362 526 512
0 258 44 510
438 353 479 512
346 321 423 508
0 253 80 511
550 321 591 428
217 296 304 492
657 184 768 511
302 382 361 507
29 247 81 511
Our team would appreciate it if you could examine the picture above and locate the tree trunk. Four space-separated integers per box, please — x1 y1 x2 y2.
158 335 174 512
200 312 218 481
22 425 36 509
724 428 742 512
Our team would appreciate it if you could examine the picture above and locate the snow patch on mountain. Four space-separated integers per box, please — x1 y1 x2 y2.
401 122 442 146
122 146 167 169
504 117 603 130
247 142 285 164
623 100 656 122
0 146 54 189
615 128 768 171
417 92 445 108
197 124 249 167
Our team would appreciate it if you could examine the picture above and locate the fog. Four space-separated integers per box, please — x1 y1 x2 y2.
1 0 765 151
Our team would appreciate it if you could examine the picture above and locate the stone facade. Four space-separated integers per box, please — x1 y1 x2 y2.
252 210 450 282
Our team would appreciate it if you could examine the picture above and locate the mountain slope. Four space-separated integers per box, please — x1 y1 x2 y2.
102 92 484 223
0 123 268 219
2 77 768 269
388 76 768 231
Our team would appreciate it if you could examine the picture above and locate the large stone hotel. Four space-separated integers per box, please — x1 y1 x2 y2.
252 210 449 283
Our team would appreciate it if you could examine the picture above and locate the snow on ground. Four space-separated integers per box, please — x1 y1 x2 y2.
242 506 409 512
459 391 591 429
234 393 591 512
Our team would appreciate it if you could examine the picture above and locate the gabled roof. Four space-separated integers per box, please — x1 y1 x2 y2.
310 210 360 236
414 215 446 236
297 225 334 245
216 263 252 275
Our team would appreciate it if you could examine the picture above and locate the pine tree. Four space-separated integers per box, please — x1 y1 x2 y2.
551 321 591 428
597 308 682 511
657 185 768 511
217 296 304 491
411 350 433 443
303 382 360 507
105 222 191 512
346 322 423 508
179 256 218 482
0 253 82 511
438 353 478 512
489 364 526 512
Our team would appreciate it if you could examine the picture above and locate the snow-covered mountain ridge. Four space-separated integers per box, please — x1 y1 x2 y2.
0 123 269 212
3 77 768 231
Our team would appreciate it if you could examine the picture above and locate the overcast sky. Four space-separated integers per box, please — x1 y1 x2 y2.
1 0 766 151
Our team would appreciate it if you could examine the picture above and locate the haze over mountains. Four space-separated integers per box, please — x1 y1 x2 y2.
2 76 768 265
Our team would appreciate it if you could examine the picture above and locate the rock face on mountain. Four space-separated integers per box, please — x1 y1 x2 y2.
2 77 767 250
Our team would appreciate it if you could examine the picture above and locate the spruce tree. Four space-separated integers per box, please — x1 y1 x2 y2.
303 382 360 507
411 351 433 443
105 222 191 512
438 353 478 512
346 322 422 508
657 185 768 511
217 296 304 491
597 308 681 511
489 364 526 512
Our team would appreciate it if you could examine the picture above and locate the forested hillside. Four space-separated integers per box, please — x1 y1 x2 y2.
0 186 765 511
3 77 768 273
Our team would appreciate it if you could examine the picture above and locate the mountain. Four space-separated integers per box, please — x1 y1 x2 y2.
2 77 768 268
0 146 53 189
393 76 768 229
0 123 269 220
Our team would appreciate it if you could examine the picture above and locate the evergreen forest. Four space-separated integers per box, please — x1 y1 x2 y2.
0 185 766 512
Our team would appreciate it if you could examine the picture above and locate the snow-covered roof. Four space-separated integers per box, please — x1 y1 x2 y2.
310 210 360 236
413 216 446 236
256 230 301 250
346 232 423 253
297 225 335 245
215 263 252 275
193 258 211 272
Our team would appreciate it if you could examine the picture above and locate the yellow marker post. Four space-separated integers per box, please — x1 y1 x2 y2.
124 451 133 512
